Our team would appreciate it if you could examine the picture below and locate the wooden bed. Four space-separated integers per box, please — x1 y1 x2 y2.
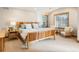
26 29 55 48
16 22 56 48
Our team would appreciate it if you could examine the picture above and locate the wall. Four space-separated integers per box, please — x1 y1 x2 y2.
48 7 78 35
0 8 38 29
77 8 79 41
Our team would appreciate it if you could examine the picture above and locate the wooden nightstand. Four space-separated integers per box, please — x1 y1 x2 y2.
8 31 19 40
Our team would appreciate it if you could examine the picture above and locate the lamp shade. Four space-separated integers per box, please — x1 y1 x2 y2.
10 21 16 26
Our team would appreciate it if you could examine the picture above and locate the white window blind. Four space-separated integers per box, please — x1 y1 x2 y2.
55 13 69 28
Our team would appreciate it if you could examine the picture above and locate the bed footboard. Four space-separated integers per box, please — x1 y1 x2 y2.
25 29 56 48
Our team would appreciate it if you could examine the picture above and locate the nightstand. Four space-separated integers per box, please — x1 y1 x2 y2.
8 30 19 40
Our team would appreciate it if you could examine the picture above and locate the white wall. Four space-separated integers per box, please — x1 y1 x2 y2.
77 8 79 41
48 7 78 35
0 8 38 29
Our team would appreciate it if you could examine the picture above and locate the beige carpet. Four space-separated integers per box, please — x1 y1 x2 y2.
5 35 79 52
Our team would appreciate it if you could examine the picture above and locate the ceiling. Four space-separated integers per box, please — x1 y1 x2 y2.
15 7 60 15
2 7 60 15
35 7 60 15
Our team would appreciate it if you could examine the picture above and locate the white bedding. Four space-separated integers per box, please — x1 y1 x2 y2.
20 28 55 39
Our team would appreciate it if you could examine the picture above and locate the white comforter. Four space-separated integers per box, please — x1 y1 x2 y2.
20 28 55 39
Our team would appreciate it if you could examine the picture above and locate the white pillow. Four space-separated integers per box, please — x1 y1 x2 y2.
25 24 32 29
32 24 39 29
21 24 25 29
64 27 73 32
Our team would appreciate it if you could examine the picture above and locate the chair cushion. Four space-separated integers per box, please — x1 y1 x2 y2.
61 31 66 35
64 27 73 33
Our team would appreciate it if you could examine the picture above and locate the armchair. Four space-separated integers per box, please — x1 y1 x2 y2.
60 27 73 37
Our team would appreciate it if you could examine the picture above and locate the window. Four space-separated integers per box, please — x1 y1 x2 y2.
42 15 48 28
55 13 69 28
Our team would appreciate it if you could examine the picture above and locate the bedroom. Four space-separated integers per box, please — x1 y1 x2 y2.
0 7 78 52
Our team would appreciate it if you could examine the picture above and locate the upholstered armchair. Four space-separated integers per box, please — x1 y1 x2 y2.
60 27 73 36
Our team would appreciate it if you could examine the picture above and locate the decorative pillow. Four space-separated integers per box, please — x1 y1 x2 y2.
21 24 26 29
64 27 73 32
25 24 32 29
32 24 39 29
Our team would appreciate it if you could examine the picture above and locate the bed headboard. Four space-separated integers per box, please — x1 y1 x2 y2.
16 22 39 28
